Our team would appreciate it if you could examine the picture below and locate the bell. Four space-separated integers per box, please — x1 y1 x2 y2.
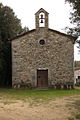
40 19 43 23
41 14 43 19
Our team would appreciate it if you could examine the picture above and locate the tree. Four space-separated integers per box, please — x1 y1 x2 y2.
0 3 25 39
0 3 28 87
74 61 80 70
65 0 80 45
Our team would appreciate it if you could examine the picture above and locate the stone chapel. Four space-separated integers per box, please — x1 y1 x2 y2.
12 8 76 89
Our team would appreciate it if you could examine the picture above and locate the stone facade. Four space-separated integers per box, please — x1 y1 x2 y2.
12 8 75 89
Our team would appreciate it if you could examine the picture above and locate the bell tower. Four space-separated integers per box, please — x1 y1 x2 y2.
35 8 49 29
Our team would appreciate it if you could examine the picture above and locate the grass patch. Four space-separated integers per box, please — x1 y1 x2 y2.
3 101 17 105
0 88 80 100
75 114 80 119
71 100 80 111
68 117 74 120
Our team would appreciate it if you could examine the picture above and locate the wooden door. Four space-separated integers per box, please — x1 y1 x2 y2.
37 70 48 88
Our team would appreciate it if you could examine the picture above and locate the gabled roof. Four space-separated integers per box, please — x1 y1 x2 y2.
35 8 49 15
10 28 77 43
49 29 77 43
10 29 35 41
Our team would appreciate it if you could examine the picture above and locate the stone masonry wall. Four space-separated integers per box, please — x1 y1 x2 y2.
12 28 74 89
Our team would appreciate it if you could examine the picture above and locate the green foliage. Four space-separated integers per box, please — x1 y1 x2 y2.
75 114 80 119
0 3 25 40
65 0 80 38
68 117 74 120
74 61 80 70
0 3 28 87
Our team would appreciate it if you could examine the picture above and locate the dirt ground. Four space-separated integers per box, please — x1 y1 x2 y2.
0 95 80 120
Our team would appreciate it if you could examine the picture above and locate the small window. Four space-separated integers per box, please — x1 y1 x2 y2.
78 76 80 79
39 39 45 45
